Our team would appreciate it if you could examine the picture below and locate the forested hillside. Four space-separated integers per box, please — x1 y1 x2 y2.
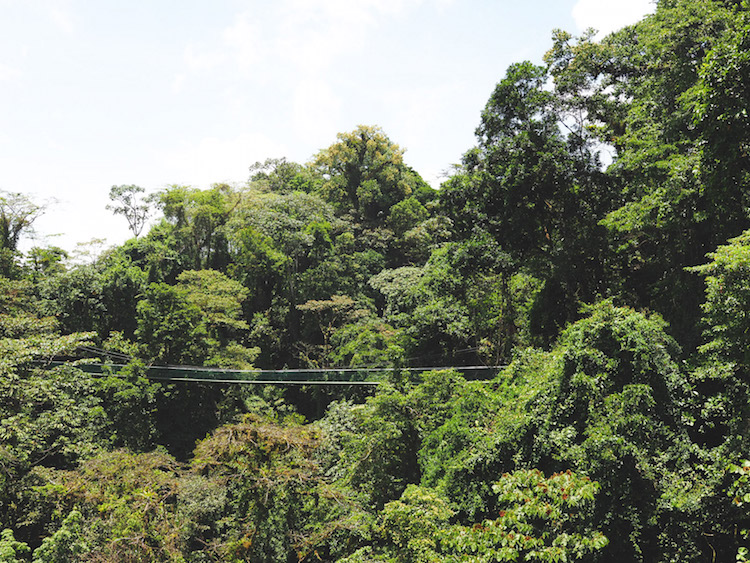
3 1 750 560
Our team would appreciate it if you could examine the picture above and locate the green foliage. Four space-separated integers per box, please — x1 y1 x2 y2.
5 4 750 559
313 125 425 222
37 264 106 335
191 414 368 562
563 0 744 346
107 184 150 238
371 239 526 364
31 510 89 563
691 230 750 368
176 269 250 342
0 303 106 473
541 302 705 560
696 5 750 207
388 196 429 236
134 269 254 368
249 157 320 194
439 469 607 562
95 360 161 451
34 450 184 562
330 314 402 369
152 184 236 270
24 246 67 282
440 59 611 342
0 529 29 563
0 277 57 339
136 281 209 364
97 251 147 338
0 191 43 255
296 294 360 367
380 485 454 562
339 485 453 563
728 460 750 560
415 362 556 521
324 387 421 510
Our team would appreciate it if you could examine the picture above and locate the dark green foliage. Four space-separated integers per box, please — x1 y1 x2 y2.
441 60 612 343
691 230 750 369
31 510 89 563
556 0 747 348
371 237 528 364
5 3 750 559
136 281 209 364
696 6 750 216
415 362 556 521
97 251 146 338
533 302 727 561
329 387 422 510
152 183 235 271
388 196 429 236
37 265 106 335
94 360 160 451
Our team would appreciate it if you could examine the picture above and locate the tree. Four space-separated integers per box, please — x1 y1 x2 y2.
248 157 319 194
544 302 707 561
0 528 29 562
695 4 750 240
152 184 238 270
313 125 428 222
547 0 741 347
106 184 150 238
24 245 67 282
690 229 750 370
0 191 43 252
440 62 612 341
0 191 44 278
175 269 256 367
439 470 608 562
135 282 209 365
371 238 528 365
176 270 249 326
37 264 106 335
388 196 429 236
31 510 89 563
296 294 359 367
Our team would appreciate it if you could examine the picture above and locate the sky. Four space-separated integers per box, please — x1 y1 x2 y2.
0 0 655 255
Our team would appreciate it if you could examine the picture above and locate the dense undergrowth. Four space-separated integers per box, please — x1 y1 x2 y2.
3 0 750 560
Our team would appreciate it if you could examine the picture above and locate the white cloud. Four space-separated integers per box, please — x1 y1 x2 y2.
222 15 265 71
573 0 655 37
0 61 21 82
184 43 225 73
274 0 420 71
47 4 74 34
184 0 425 80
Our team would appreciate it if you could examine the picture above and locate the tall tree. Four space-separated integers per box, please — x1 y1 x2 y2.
152 184 238 271
441 62 612 340
313 125 431 223
546 0 743 346
106 185 150 238
0 191 44 278
0 191 43 252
